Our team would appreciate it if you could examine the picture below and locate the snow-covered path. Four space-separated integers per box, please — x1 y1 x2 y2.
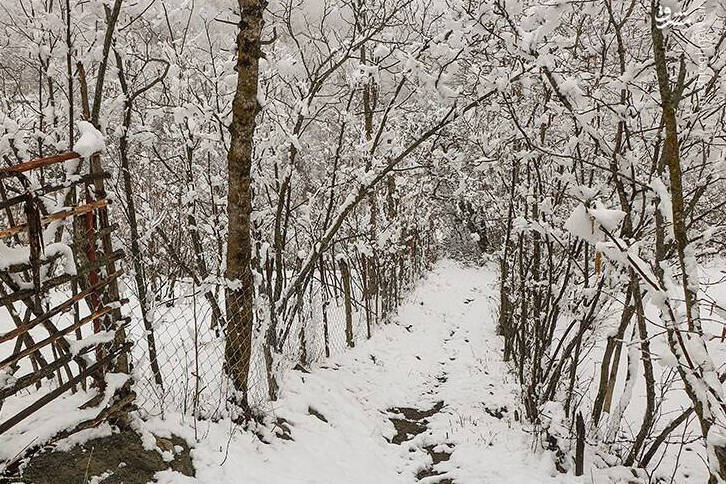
154 261 564 484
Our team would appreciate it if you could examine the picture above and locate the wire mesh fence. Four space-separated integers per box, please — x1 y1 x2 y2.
0 150 437 440
121 244 436 421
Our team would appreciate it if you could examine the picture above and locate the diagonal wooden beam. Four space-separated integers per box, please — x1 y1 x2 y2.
0 271 123 345
0 343 129 435
0 152 83 179
0 306 123 371
0 199 109 240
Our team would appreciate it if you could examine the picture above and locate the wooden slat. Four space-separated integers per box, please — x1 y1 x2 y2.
5 251 65 274
81 249 126 276
0 199 109 240
0 271 124 344
0 152 82 179
6 246 124 274
2 251 126 304
0 343 129 434
73 223 119 247
0 151 131 440
0 193 30 212
0 172 111 211
0 345 96 400
0 274 74 306
0 306 117 370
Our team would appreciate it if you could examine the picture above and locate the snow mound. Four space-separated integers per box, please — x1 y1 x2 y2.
75 121 105 159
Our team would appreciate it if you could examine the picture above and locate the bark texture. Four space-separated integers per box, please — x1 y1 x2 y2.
651 8 726 481
224 0 266 403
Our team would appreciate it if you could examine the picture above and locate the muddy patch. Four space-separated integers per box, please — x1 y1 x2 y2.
416 444 453 483
483 405 508 420
388 400 453 482
390 417 428 445
390 400 444 422
14 429 194 484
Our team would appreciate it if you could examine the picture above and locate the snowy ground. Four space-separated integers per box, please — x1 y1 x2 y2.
145 260 569 484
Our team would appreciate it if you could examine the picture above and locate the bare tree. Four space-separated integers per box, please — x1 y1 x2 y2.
224 0 267 409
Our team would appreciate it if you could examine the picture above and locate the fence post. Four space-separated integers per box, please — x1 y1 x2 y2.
319 257 331 357
360 256 372 339
338 257 354 348
575 411 585 476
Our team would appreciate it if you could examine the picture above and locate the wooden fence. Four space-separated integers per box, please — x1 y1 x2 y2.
0 151 131 443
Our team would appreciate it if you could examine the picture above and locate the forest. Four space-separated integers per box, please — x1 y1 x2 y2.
1 0 726 482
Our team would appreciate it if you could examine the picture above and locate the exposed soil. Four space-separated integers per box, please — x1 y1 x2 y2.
390 416 428 445
416 444 453 483
271 417 294 441
483 405 508 420
388 400 453 482
16 429 194 484
308 406 329 423
390 400 444 421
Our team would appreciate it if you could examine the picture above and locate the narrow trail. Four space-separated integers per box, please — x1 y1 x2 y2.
159 261 564 484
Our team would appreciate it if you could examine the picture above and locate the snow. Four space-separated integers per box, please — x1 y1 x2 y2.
0 372 130 464
0 241 78 274
137 258 726 483
5 257 725 482
564 203 595 242
144 261 571 483
564 201 625 243
52 423 115 452
75 121 105 159
0 241 34 270
590 202 625 233
67 330 116 356
89 470 113 484
650 177 674 240
565 257 726 483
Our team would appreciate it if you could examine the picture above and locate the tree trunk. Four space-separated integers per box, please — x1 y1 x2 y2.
651 8 726 480
115 52 163 387
575 412 585 476
224 0 266 407
625 277 656 465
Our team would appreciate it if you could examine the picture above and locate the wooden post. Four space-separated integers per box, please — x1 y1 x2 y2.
338 258 354 348
360 256 372 339
575 412 585 476
319 257 331 358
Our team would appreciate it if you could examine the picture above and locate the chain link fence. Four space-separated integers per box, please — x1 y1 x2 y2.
120 245 436 421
